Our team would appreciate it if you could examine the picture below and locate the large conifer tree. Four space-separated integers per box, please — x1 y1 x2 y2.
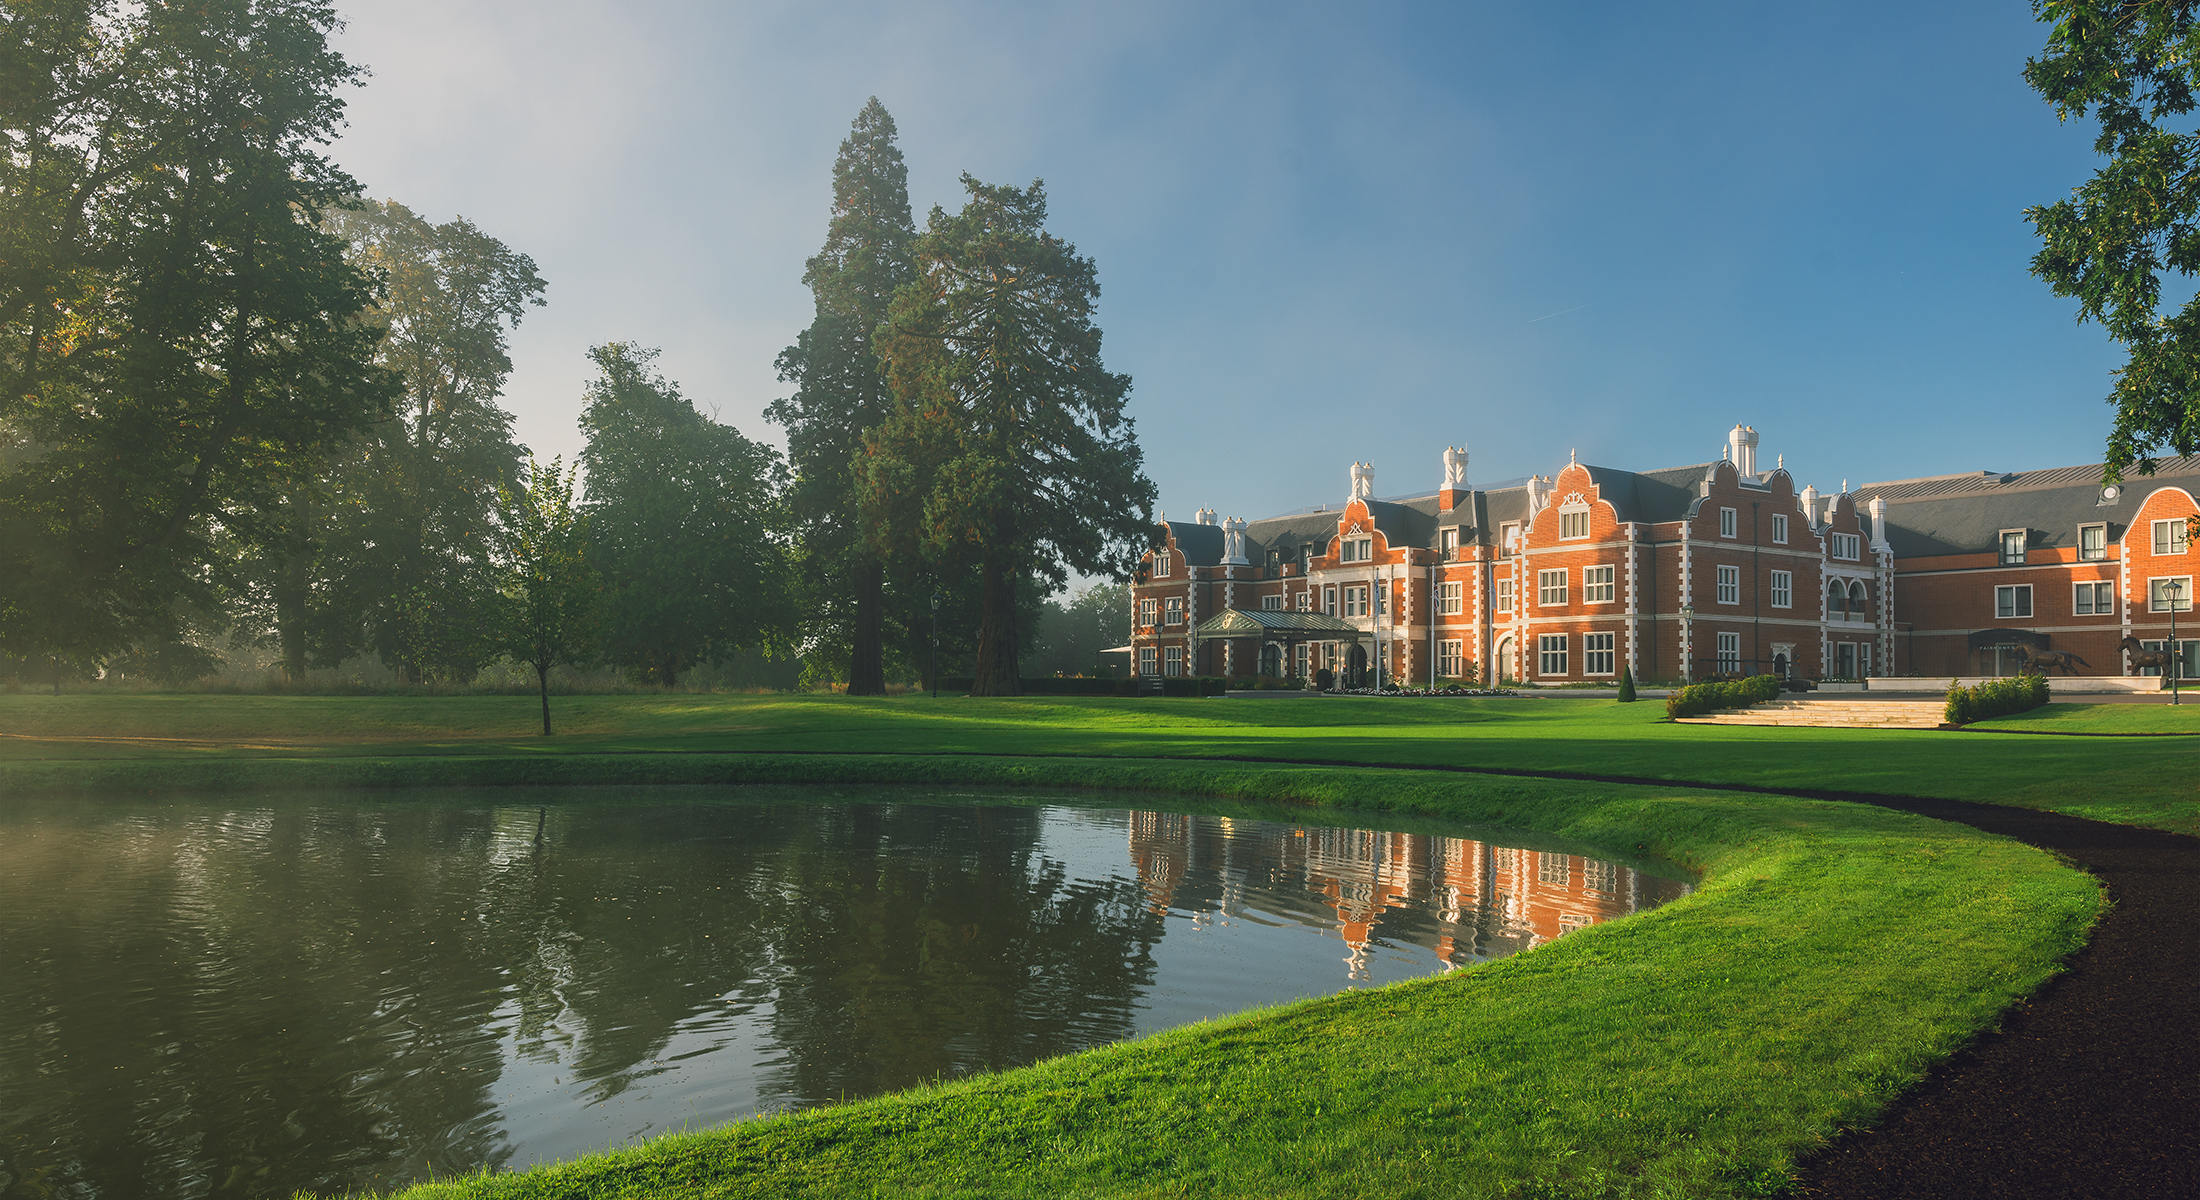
769 99 915 694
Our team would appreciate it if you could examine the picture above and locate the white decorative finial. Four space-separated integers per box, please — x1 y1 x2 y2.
1570 447 1578 465
1778 453 1784 469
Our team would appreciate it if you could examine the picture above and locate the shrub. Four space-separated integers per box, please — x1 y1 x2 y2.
1943 673 2049 725
1664 674 1780 719
1314 667 1335 691
1616 665 1637 703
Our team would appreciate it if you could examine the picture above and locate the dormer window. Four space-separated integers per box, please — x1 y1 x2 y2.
1340 537 1374 563
1499 522 1521 558
1559 508 1590 540
2080 524 2107 561
1999 530 2027 566
1830 532 1860 560
1439 527 1460 559
1154 550 1172 578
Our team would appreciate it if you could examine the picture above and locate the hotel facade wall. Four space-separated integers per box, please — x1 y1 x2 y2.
1128 431 2200 684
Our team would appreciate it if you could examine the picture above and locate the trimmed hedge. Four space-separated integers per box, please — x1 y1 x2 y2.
933 676 1226 697
1664 674 1782 719
1944 673 2050 725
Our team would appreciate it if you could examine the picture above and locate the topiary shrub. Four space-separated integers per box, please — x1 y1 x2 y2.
1616 664 1637 703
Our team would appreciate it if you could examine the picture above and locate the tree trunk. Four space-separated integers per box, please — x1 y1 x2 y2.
847 555 887 695
971 556 1021 696
537 662 552 735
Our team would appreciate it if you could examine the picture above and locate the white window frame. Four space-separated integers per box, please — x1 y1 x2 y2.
1499 523 1521 558
1583 565 1615 604
1559 507 1591 540
1537 569 1568 607
1343 585 1368 618
1583 632 1615 676
1296 590 1311 612
1439 527 1459 558
1340 536 1374 563
1716 631 1741 674
1262 594 1284 611
1438 639 1464 679
1496 578 1514 614
1716 564 1740 605
1771 513 1788 544
1153 551 1172 578
2154 519 2191 556
1830 532 1860 560
1138 646 1157 676
1164 645 1183 676
1999 529 2027 566
1719 507 1738 538
1439 580 1462 615
2075 580 2114 616
2149 575 2195 613
2080 523 2107 562
1770 569 1792 609
1165 596 1184 626
1995 584 2033 619
1138 598 1156 628
1323 585 1337 616
1538 633 1568 676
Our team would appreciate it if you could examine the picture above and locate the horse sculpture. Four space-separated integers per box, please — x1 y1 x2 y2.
2119 636 2179 674
2012 643 2091 676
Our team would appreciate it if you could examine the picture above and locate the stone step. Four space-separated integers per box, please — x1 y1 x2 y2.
1676 698 1946 729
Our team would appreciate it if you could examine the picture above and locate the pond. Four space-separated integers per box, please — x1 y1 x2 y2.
0 786 1689 1199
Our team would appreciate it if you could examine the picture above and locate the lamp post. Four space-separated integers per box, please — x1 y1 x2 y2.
930 590 943 699
2171 577 2188 706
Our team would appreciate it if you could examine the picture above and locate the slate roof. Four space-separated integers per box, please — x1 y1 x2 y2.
1868 457 2200 558
1163 520 1227 567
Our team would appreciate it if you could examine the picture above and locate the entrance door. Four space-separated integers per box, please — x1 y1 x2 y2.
1259 643 1282 677
1838 643 1857 679
1347 644 1368 688
1497 638 1514 684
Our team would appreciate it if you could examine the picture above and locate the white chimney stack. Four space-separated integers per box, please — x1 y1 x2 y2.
1196 507 1218 526
1868 495 1889 551
1800 484 1820 527
1727 424 1760 481
1442 445 1467 489
1350 461 1375 499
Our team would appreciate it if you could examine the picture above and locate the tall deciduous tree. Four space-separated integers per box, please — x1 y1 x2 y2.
0 0 396 669
867 178 1157 696
769 98 916 694
2027 0 2200 478
492 457 601 735
580 343 786 687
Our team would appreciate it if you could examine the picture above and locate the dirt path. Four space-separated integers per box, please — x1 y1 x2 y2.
1786 788 2200 1199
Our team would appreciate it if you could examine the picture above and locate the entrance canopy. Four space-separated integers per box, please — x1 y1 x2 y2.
1191 609 1369 643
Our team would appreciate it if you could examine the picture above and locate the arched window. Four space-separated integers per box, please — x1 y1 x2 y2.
1827 580 1847 619
1260 643 1283 677
1848 581 1870 622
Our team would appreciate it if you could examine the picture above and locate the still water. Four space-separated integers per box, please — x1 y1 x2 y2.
0 786 1688 1199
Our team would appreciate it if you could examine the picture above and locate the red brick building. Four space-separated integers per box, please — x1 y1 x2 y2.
1129 425 2200 685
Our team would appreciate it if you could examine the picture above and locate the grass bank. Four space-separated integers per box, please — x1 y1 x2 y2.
6 692 2198 833
317 754 2097 1200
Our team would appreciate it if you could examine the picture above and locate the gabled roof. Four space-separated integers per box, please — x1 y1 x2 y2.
1874 456 2200 557
1191 608 1370 641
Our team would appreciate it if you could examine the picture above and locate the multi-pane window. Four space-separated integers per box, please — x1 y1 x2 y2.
1296 591 1312 612
1538 569 1568 606
2075 581 2116 615
1262 594 1284 611
1439 581 1462 615
1771 513 1788 544
1499 523 1521 558
1538 853 1570 887
1438 639 1464 679
1153 551 1171 578
1716 564 1740 605
1138 598 1157 627
1164 597 1184 625
1538 633 1568 675
1826 580 1847 619
1295 644 1309 677
1496 579 1514 613
1583 565 1615 603
1850 580 1870 622
1995 585 2034 619
2155 519 2191 556
2151 576 2194 612
1584 632 1615 676
2081 524 2108 561
2000 530 2027 566
1770 570 1792 608
1138 646 1157 675
1831 532 1860 560
1440 527 1459 558
1560 509 1590 540
1340 537 1374 563
1719 507 1738 538
1343 585 1369 617
1164 646 1183 676
1582 858 1618 894
1323 586 1337 615
1717 631 1741 673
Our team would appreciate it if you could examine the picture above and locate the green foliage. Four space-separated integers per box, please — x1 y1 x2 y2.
770 99 918 694
0 0 397 667
1944 673 2051 726
491 458 603 734
580 343 787 687
1665 674 1781 719
1617 663 1638 703
866 177 1157 696
2025 1 2200 477
1022 582 1131 679
103 641 226 686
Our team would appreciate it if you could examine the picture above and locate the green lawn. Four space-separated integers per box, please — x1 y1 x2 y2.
6 692 2197 833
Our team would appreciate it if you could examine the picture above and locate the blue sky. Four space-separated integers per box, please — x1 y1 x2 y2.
330 1 2122 529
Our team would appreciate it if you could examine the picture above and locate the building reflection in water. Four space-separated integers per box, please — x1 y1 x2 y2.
1124 810 1687 983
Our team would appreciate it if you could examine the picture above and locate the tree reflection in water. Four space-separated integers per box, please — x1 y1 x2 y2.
0 788 1684 1200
